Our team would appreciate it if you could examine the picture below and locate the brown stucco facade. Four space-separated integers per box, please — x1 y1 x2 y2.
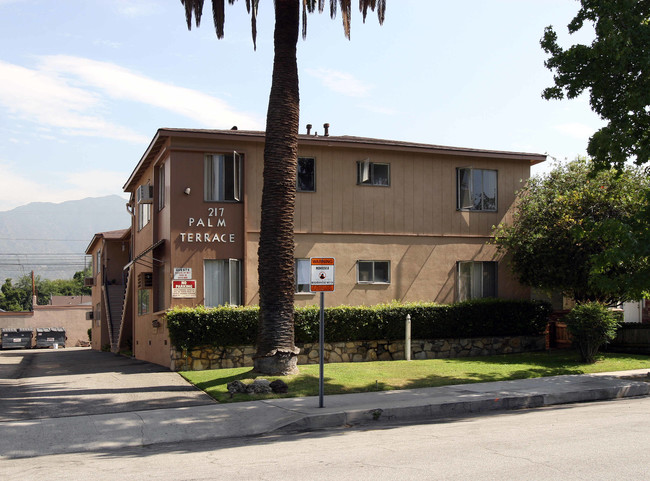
95 128 545 368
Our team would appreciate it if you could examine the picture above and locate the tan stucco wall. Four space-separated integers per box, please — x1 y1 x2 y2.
0 306 91 347
245 233 529 307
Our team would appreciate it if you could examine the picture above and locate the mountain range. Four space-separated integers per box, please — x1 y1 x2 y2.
0 195 130 281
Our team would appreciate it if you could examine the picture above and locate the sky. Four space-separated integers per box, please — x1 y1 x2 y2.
0 0 603 213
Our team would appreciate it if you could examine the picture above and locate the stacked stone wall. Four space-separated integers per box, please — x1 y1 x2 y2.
170 335 546 371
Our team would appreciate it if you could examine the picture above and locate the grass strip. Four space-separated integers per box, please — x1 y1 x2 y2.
180 351 650 403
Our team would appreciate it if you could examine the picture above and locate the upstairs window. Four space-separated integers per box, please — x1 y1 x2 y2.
457 168 497 211
457 261 497 301
297 157 316 192
357 260 390 284
357 159 390 186
138 203 151 231
205 152 242 202
158 163 166 211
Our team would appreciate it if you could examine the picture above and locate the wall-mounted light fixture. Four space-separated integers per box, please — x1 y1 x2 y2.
184 187 191 195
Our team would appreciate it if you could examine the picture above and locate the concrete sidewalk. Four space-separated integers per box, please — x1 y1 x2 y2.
1 369 649 459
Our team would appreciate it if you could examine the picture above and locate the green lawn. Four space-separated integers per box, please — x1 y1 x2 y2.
180 351 650 403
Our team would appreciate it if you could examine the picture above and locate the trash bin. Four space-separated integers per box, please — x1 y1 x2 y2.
1 328 34 349
35 327 66 348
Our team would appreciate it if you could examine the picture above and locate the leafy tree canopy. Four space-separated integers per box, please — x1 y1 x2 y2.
0 267 92 312
541 0 650 170
493 158 650 304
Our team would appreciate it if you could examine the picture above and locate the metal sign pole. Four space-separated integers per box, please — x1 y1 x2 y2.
319 291 325 408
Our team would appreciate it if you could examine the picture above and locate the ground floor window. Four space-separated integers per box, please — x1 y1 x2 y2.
357 260 390 284
204 259 242 306
457 261 497 301
138 289 150 315
295 258 311 293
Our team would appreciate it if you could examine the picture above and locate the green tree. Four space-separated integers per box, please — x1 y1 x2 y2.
0 278 30 311
541 0 650 170
0 268 92 311
180 0 385 375
493 158 650 304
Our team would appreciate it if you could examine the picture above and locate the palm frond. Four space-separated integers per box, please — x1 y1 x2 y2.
360 0 385 25
339 0 351 39
211 0 225 39
302 0 309 40
250 0 259 49
181 0 204 29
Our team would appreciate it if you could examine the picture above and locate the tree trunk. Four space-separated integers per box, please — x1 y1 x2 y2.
254 0 300 375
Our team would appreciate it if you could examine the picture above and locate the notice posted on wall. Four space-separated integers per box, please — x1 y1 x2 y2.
172 279 197 298
173 267 192 280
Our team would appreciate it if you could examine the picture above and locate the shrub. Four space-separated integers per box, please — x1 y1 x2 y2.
564 302 620 363
167 299 551 352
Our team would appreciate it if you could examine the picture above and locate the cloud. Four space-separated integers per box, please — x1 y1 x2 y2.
305 68 371 97
553 122 596 140
0 56 263 145
40 55 262 129
113 1 162 17
0 162 128 212
0 60 148 143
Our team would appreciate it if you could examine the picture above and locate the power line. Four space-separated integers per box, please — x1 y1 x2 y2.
0 238 89 241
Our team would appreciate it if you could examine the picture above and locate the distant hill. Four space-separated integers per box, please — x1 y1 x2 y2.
0 195 130 281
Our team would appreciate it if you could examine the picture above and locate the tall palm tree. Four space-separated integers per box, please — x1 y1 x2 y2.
181 0 386 375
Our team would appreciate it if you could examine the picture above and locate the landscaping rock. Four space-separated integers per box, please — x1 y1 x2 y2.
270 379 289 394
246 379 272 394
226 380 247 394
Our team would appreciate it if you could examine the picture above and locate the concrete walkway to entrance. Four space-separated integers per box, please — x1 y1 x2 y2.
0 348 215 422
1 348 649 459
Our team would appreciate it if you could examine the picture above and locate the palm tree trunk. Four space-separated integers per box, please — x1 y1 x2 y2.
254 0 300 375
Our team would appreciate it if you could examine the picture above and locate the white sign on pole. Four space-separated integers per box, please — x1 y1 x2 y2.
310 258 335 292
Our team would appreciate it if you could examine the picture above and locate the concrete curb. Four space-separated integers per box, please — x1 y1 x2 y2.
1 372 649 459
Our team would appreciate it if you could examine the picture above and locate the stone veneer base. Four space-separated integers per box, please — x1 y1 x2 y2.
170 335 546 371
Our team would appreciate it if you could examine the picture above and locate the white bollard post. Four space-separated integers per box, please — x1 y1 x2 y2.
405 314 411 361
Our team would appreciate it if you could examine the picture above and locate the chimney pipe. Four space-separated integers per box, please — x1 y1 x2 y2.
306 124 312 135
323 123 330 137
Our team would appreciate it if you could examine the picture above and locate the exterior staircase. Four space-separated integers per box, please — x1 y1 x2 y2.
105 284 125 353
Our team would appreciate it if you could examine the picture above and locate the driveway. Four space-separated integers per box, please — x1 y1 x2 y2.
0 348 215 421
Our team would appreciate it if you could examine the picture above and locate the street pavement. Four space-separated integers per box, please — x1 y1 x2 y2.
1 347 649 459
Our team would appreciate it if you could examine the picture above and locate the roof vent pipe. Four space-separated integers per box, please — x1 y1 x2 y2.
306 124 312 135
323 123 330 137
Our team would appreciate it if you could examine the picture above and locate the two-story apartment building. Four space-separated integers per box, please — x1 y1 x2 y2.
95 127 546 368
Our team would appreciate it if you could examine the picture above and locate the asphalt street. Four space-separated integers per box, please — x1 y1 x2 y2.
4 396 650 481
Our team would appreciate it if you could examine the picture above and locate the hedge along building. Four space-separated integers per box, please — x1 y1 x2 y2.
113 127 546 368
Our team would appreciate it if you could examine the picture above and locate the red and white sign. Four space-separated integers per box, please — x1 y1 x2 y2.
310 258 335 292
172 279 197 298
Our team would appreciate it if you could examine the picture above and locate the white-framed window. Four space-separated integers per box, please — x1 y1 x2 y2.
357 260 390 284
158 163 166 211
204 259 242 306
297 157 316 192
205 152 242 201
457 261 497 301
457 168 497 211
357 159 390 186
138 203 151 230
295 259 311 293
95 250 101 276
